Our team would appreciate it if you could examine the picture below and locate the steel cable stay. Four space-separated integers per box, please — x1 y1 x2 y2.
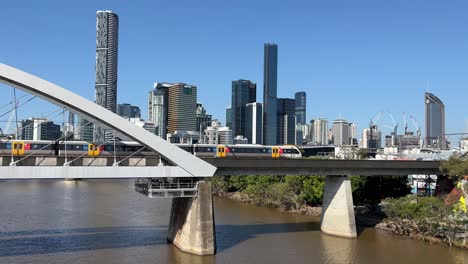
63 129 124 166
10 117 92 165
0 93 29 112
0 96 37 119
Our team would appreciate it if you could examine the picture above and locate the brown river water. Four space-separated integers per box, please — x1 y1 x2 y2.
0 179 466 264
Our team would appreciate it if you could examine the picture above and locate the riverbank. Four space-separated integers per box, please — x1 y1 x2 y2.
216 191 468 250
216 191 383 225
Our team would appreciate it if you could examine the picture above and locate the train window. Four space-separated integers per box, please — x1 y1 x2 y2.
0 143 5 149
104 145 114 151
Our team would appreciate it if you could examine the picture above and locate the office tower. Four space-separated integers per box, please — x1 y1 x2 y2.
361 126 382 149
226 107 232 129
167 83 197 133
295 91 306 125
117 103 141 119
332 118 350 146
245 103 263 144
296 123 309 145
196 103 212 132
263 43 278 145
424 92 446 148
95 10 119 113
349 122 358 145
148 82 197 137
148 83 171 138
312 118 329 145
19 118 60 141
231 79 256 137
76 117 94 142
277 98 296 144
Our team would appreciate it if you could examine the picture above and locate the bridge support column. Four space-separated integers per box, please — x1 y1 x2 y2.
167 180 216 255
320 175 357 238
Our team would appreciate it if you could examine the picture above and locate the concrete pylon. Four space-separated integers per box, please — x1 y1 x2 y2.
167 180 216 255
320 175 357 238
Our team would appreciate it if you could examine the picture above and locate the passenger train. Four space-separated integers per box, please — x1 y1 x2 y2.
0 140 302 159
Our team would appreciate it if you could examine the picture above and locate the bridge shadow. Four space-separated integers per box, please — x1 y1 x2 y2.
0 222 319 257
215 221 320 252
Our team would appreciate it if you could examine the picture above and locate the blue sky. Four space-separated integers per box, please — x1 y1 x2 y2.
1 0 468 140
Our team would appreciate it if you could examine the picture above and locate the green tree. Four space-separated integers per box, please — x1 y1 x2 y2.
441 155 468 180
351 176 410 207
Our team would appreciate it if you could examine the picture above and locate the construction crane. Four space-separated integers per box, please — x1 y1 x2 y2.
370 111 383 128
402 112 408 135
367 111 383 150
388 112 398 136
410 114 421 138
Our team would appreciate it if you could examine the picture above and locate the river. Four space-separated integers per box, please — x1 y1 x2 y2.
0 179 466 264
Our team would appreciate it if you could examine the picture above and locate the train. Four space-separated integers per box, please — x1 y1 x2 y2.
0 140 302 159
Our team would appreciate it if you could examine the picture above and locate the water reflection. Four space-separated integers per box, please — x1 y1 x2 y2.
0 226 167 257
0 180 466 264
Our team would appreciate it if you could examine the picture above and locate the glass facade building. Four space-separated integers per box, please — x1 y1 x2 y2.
295 91 306 125
424 92 446 148
231 79 256 138
117 103 141 119
196 103 212 132
263 43 278 145
226 107 232 129
277 98 296 144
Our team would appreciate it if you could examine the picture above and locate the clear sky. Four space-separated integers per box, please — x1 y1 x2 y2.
1 0 467 141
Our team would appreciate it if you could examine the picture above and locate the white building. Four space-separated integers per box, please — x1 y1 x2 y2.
311 118 328 145
332 118 350 146
461 139 468 153
204 121 233 145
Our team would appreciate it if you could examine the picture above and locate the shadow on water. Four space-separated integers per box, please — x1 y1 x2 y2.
216 221 320 252
0 222 320 257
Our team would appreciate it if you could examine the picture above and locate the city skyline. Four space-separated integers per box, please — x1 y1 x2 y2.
1 2 468 140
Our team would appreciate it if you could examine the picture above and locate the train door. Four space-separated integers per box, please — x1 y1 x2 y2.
12 141 25 155
217 145 227 158
272 146 280 158
88 144 100 156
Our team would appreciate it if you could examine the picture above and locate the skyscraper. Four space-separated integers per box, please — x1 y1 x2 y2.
295 91 306 125
94 10 119 142
245 103 263 144
425 92 446 148
277 98 296 144
167 83 197 134
231 79 256 138
263 43 278 145
95 10 119 113
148 82 197 137
148 83 171 138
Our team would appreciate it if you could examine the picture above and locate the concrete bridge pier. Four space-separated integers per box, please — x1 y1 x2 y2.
167 180 216 255
320 175 357 238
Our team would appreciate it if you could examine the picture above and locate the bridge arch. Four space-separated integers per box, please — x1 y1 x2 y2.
0 63 216 177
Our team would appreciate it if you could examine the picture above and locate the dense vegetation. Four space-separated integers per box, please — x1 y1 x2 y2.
441 155 468 180
212 175 410 210
382 196 467 247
